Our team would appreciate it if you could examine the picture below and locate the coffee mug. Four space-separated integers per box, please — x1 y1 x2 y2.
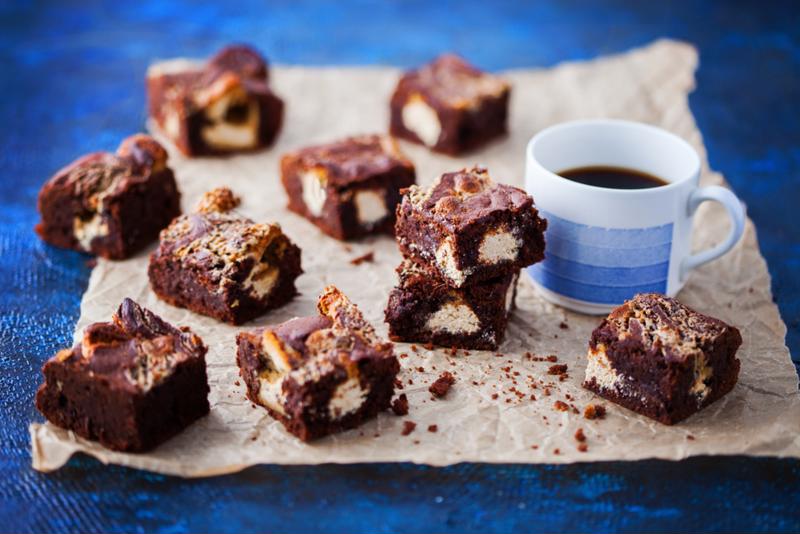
525 119 746 315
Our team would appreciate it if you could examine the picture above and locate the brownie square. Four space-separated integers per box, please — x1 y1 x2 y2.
389 54 511 155
148 187 302 325
147 44 284 156
281 134 416 240
236 286 399 441
385 258 519 350
35 298 210 452
395 166 547 288
35 135 181 260
583 293 742 425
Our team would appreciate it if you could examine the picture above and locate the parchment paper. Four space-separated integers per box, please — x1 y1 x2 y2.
30 40 800 476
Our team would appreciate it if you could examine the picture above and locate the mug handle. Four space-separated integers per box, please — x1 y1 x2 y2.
680 185 746 280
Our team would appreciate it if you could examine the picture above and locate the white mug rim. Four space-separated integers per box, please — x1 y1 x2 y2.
526 119 701 196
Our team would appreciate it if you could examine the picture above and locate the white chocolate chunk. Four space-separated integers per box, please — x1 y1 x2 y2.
479 229 520 264
164 111 182 140
257 377 286 415
435 239 467 286
244 263 279 299
425 301 481 335
690 355 713 401
328 377 369 419
301 170 327 217
402 95 441 147
73 215 109 252
201 99 260 149
354 189 388 226
256 334 295 415
584 344 624 392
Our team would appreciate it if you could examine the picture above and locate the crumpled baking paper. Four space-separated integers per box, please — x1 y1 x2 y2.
30 39 800 476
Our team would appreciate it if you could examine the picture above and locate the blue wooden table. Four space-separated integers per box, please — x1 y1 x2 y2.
2 1 799 532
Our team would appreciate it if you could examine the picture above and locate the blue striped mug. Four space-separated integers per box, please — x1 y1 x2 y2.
525 119 746 314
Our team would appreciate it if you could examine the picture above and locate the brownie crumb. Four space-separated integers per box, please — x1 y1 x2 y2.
584 404 607 420
687 434 696 441
553 448 561 455
196 186 241 213
392 394 409 416
350 251 375 265
574 428 586 442
546 355 558 362
401 421 416 436
577 443 588 453
554 400 569 412
234 380 240 386
423 342 435 350
429 371 455 398
491 393 499 400
559 321 569 330
548 364 568 375
428 424 438 433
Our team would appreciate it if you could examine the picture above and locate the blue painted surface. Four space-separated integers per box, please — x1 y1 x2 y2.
2 1 799 532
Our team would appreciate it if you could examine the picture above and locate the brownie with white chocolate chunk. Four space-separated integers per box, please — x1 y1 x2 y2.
148 187 302 325
35 298 209 452
385 258 518 350
280 134 416 240
395 166 546 288
584 293 742 425
236 286 399 441
147 44 283 156
389 54 510 155
35 134 181 260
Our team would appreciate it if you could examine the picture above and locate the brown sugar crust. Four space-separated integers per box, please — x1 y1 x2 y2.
583 293 742 425
35 299 209 452
35 134 181 259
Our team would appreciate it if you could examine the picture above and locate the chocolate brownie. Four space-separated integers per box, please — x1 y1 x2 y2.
385 258 518 350
35 134 181 260
147 44 283 156
395 166 546 288
281 134 416 240
583 293 742 425
389 54 511 155
35 298 209 452
236 286 399 441
148 187 302 324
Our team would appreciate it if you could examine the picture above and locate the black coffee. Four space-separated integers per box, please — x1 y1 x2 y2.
558 165 668 190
